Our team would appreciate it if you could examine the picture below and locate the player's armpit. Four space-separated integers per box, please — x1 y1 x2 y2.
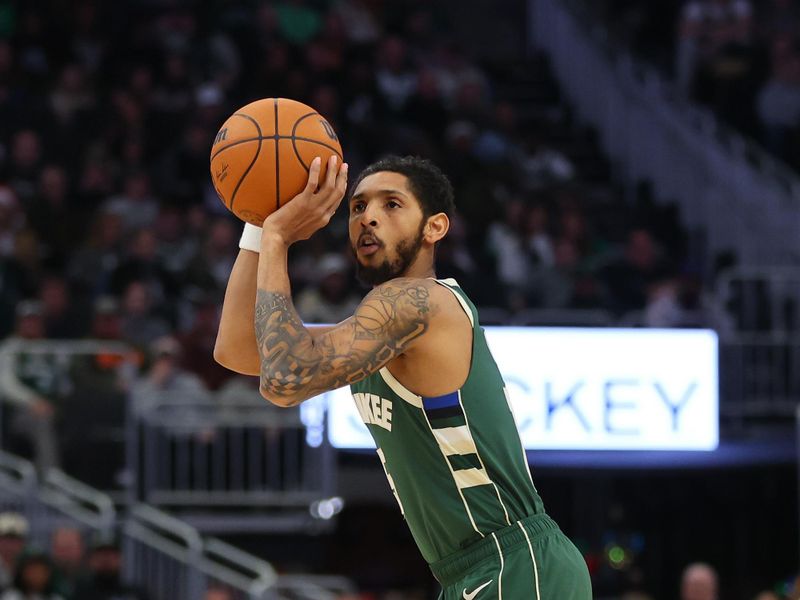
255 278 437 406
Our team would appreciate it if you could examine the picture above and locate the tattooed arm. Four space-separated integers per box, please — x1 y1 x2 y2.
255 277 435 406
214 249 338 376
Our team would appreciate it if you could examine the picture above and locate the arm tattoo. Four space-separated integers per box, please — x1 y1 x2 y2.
255 280 434 403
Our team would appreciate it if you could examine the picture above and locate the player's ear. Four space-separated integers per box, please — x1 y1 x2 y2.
424 213 449 244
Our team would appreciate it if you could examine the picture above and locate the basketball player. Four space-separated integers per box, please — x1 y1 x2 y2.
214 155 592 599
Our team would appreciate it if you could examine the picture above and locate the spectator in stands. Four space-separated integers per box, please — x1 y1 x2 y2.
38 275 85 339
205 585 234 600
645 273 734 334
132 336 213 441
518 133 576 191
603 228 674 315
0 550 63 600
680 562 719 600
110 228 173 303
0 189 28 337
158 122 216 210
154 207 199 280
9 230 44 303
177 296 233 391
275 0 323 46
435 212 482 302
333 0 381 46
757 0 800 41
296 253 361 324
403 68 448 141
677 0 753 90
132 336 206 404
183 217 237 296
0 513 28 589
757 35 800 159
66 210 124 298
621 593 655 600
0 301 67 472
26 165 85 265
375 37 418 114
486 198 533 311
72 533 149 600
118 281 170 350
677 0 758 130
0 187 24 259
101 172 158 236
49 527 86 599
5 130 44 204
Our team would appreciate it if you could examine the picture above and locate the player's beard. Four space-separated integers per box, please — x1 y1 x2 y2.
354 224 425 286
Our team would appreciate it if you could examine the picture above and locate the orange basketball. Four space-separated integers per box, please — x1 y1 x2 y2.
209 98 343 225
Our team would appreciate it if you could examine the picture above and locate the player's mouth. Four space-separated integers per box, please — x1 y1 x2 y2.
357 233 382 256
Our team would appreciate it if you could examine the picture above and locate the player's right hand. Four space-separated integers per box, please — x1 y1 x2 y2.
261 155 348 247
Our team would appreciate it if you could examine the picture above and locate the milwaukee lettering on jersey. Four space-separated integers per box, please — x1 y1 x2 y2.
352 393 393 432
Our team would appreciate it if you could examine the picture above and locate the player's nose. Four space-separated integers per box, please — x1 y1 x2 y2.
360 202 379 227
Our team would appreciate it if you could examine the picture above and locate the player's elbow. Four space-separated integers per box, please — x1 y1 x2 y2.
258 384 304 408
213 340 261 376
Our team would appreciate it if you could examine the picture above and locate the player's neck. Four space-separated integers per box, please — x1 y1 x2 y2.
402 255 436 281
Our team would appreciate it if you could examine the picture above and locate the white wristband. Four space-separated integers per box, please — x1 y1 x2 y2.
239 223 262 253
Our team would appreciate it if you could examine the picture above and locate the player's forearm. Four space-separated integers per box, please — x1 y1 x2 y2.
214 250 262 376
255 233 323 406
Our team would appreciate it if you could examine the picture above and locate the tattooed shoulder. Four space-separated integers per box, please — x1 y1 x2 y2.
255 278 441 405
353 278 438 344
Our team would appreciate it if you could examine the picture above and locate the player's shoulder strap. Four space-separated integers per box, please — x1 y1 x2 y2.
431 278 476 328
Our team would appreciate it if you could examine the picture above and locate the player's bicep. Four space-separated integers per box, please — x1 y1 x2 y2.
311 279 436 389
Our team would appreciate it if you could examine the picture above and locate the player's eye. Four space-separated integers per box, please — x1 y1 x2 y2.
351 202 365 213
387 199 400 209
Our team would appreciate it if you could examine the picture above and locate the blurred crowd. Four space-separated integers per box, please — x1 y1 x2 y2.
0 506 795 600
0 512 148 600
0 0 715 342
591 0 800 170
0 0 727 475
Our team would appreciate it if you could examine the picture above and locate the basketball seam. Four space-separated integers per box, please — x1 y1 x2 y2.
212 136 342 165
291 112 319 171
294 137 344 160
274 99 280 211
229 113 263 213
210 137 261 161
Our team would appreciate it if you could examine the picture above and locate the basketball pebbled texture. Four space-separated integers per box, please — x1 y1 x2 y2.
210 98 343 225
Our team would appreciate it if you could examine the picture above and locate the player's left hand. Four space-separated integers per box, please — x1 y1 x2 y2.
261 155 348 246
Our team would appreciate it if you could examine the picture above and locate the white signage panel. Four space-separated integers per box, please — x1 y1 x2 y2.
324 328 719 452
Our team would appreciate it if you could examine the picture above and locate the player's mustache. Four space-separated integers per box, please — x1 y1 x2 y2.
357 230 383 247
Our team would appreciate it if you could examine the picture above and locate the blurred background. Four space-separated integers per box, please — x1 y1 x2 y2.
0 0 796 599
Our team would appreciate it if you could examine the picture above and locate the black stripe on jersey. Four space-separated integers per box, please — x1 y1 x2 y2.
427 414 467 429
425 405 464 422
447 453 482 471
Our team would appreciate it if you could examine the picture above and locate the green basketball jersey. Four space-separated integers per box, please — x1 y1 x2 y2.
349 279 545 564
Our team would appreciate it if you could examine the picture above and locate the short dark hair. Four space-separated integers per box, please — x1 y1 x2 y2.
350 156 455 218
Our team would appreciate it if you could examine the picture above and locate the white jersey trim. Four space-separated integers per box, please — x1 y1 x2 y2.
453 468 492 489
420 405 484 538
492 532 504 600
432 426 476 456
433 279 475 326
518 522 542 600
378 367 423 408
503 387 537 492
457 391 512 526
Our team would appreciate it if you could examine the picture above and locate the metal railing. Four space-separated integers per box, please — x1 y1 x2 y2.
715 267 800 417
0 450 355 600
127 392 337 533
529 0 800 266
